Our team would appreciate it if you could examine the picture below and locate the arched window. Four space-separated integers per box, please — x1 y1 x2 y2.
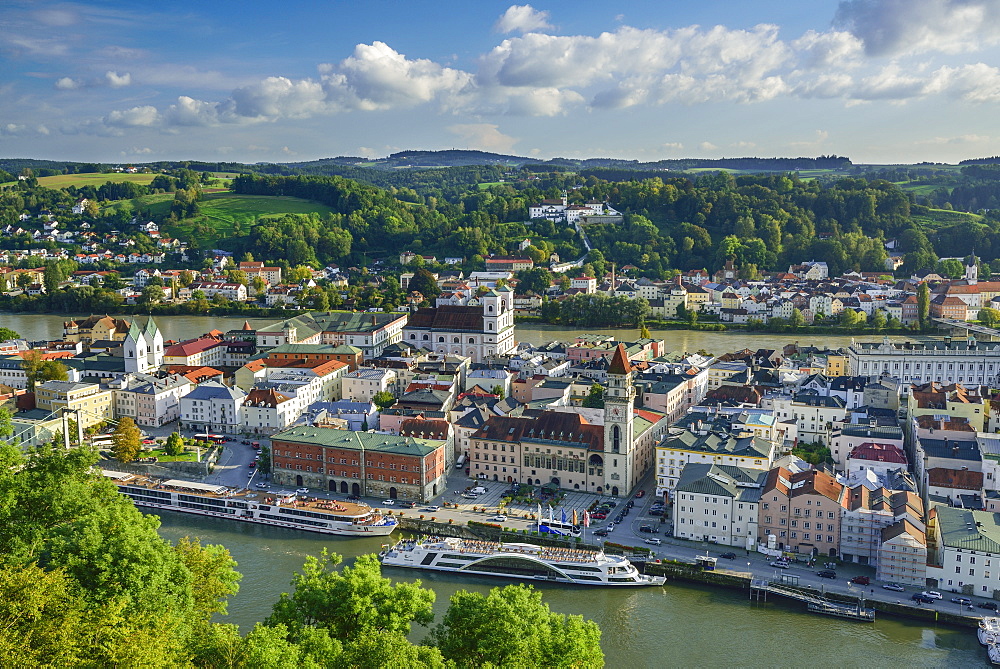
438 336 445 343
468 337 475 344
488 304 494 312
453 336 460 343
612 425 621 453
488 323 494 330
422 334 429 341
410 334 416 340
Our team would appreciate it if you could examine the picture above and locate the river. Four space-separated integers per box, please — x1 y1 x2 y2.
153 511 984 668
0 313 901 353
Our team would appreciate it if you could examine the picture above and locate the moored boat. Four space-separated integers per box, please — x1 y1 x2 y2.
103 469 396 536
379 536 666 586
981 617 1000 646
988 642 1000 666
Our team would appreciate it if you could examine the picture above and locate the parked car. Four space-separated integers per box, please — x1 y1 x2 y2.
639 525 657 534
254 482 269 490
347 495 361 501
719 552 737 560
817 570 837 579
770 561 789 569
850 576 870 585
593 529 609 537
606 522 615 532
644 538 662 546
912 593 936 604
248 462 256 469
425 505 440 512
951 596 973 606
381 499 395 506
591 513 607 520
649 508 664 517
979 601 999 611
490 514 507 522
403 501 417 508
921 591 943 600
295 487 309 494
882 582 905 592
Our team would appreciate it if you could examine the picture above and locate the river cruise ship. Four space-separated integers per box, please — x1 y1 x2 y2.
380 536 666 586
103 470 396 536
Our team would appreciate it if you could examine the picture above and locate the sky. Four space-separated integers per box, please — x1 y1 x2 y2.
3 0 1000 165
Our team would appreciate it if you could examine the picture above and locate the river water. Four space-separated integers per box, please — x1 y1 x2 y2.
0 312 897 353
153 511 983 668
8 312 968 666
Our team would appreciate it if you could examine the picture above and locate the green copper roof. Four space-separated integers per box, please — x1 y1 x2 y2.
270 425 444 456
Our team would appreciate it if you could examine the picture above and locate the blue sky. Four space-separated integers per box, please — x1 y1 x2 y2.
3 0 1000 164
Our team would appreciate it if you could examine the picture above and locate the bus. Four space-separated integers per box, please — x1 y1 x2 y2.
455 454 466 469
193 433 228 444
536 520 582 538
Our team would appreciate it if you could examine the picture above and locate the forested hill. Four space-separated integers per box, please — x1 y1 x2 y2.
224 170 997 279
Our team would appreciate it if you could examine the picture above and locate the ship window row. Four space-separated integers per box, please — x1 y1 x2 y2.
608 576 637 582
560 565 603 573
573 575 603 581
437 561 465 568
123 486 171 499
258 513 328 527
179 501 236 514
442 554 479 560
178 494 227 507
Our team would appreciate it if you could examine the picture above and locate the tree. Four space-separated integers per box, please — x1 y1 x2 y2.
432 584 603 669
408 268 441 301
789 308 805 329
869 309 887 331
164 432 184 456
917 282 930 330
140 284 165 306
372 391 396 411
980 307 1000 327
516 267 553 295
112 416 142 463
0 327 20 341
20 351 68 392
490 384 505 399
266 551 435 641
582 383 604 409
257 444 272 474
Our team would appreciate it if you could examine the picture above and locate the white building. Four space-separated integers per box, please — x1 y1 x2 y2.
672 464 767 549
927 507 1000 597
848 338 1000 386
112 373 192 428
770 394 848 446
402 288 515 363
342 368 396 403
179 381 246 433
654 427 776 498
241 387 297 435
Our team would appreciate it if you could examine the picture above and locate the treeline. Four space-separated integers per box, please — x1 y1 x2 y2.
539 293 650 327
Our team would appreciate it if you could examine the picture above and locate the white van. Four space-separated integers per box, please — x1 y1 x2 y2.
470 486 487 495
644 537 662 546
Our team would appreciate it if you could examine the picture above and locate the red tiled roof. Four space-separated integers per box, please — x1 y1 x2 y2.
847 442 907 465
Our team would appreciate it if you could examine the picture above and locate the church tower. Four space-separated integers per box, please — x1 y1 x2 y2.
142 317 163 370
123 319 146 374
603 343 635 496
966 254 979 285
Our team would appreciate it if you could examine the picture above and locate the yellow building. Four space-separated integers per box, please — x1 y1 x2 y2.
35 380 114 428
62 315 132 345
825 353 848 377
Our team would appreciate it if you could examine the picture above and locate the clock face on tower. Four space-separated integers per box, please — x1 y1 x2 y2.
611 407 621 418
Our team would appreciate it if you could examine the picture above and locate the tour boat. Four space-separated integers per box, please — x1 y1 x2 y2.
981 618 1000 646
379 536 666 586
103 470 396 536
989 642 1000 666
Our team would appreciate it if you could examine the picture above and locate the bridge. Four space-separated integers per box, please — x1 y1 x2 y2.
931 318 1000 341
750 579 875 621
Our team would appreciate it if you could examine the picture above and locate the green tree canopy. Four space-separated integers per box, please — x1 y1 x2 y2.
112 416 142 463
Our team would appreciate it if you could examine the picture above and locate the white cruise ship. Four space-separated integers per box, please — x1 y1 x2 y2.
981 617 1000 646
379 537 666 586
104 470 396 536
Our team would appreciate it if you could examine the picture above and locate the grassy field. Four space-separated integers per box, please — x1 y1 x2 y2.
159 193 336 247
912 208 982 230
14 172 159 189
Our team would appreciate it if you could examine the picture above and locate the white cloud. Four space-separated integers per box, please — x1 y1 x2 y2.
834 0 1000 56
792 30 864 69
789 129 830 150
105 71 131 88
731 141 756 149
104 105 159 127
699 141 718 151
55 76 79 90
662 142 684 150
494 5 553 34
448 123 518 153
120 146 153 156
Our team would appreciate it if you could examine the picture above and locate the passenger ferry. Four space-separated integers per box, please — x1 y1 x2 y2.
379 536 666 586
981 617 1000 645
103 470 397 536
